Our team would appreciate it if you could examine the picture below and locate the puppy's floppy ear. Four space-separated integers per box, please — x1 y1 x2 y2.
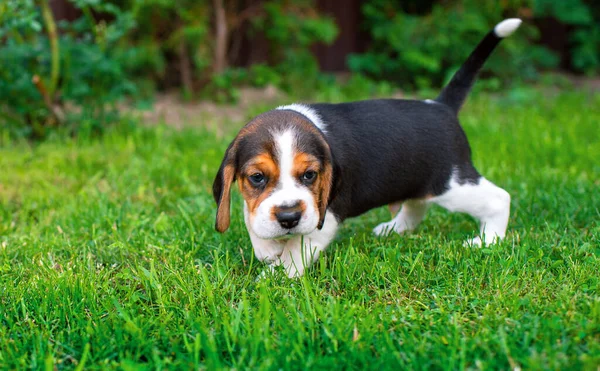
213 142 238 233
316 150 340 230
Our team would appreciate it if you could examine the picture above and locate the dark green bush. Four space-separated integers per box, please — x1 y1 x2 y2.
0 0 138 138
249 0 338 97
1 0 339 138
121 0 338 102
348 0 600 89
534 0 600 74
347 0 557 90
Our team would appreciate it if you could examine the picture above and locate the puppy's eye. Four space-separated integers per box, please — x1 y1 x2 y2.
301 170 317 184
248 173 267 187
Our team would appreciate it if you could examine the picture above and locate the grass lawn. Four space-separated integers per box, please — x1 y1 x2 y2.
1 89 599 370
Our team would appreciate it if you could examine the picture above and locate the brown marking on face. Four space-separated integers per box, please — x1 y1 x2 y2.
292 153 320 176
239 152 280 218
290 151 322 217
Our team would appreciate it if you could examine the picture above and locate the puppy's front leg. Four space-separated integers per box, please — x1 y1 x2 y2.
247 227 285 264
279 211 339 278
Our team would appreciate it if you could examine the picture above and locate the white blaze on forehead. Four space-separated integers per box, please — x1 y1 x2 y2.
276 103 326 133
274 129 297 195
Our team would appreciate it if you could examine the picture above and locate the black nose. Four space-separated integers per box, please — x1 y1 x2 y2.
275 209 302 229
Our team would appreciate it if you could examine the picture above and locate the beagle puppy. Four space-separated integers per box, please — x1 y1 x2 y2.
213 19 522 277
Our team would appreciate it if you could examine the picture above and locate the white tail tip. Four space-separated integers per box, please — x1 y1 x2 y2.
494 18 522 38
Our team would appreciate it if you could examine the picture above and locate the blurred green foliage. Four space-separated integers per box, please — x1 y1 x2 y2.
348 0 600 89
533 0 600 74
0 0 599 139
0 0 337 137
0 0 137 137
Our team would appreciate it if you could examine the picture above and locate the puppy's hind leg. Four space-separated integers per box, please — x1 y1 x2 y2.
373 199 429 236
430 176 510 246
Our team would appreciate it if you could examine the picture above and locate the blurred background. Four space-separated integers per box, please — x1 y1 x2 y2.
1 0 599 138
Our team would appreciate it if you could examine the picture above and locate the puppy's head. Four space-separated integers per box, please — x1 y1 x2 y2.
213 109 335 239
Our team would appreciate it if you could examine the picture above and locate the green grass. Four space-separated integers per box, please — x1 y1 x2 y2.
1 90 599 370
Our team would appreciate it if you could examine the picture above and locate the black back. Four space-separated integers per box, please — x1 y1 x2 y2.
311 99 480 220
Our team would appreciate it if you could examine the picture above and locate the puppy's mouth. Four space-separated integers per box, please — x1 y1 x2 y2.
272 226 318 240
274 231 296 241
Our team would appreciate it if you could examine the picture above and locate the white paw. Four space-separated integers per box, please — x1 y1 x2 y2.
373 221 399 236
255 264 276 281
464 235 502 247
282 259 305 278
286 266 303 278
464 236 483 247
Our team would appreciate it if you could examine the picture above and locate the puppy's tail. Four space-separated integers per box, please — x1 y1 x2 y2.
435 18 522 113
